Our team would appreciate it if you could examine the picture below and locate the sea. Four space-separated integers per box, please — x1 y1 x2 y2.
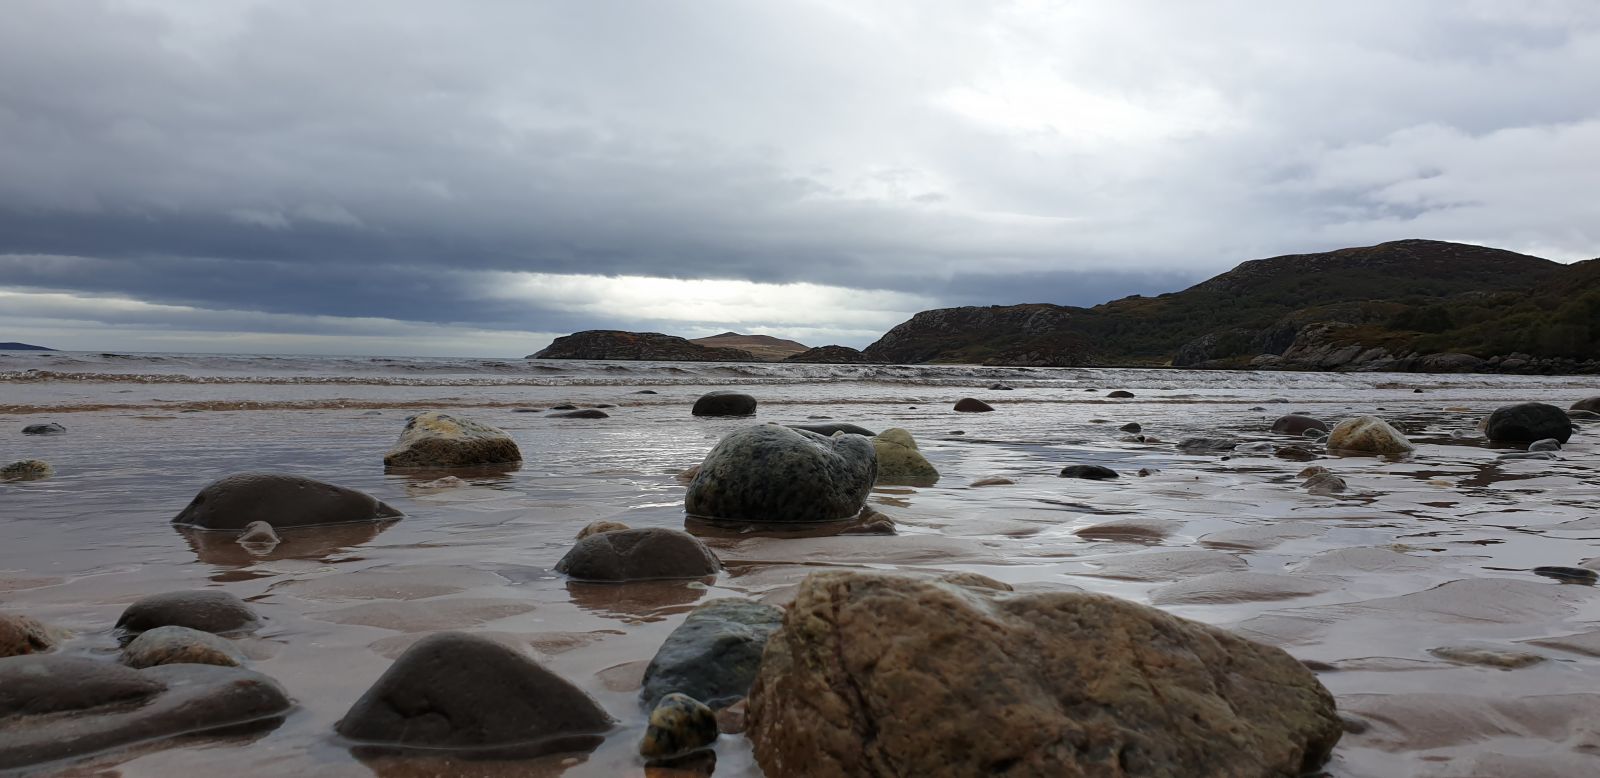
3 350 1600 777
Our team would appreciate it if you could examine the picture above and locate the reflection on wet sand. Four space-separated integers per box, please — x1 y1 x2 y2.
177 522 394 568
566 579 709 623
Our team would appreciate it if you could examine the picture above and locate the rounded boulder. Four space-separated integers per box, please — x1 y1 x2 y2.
1486 402 1574 444
172 473 401 530
692 391 757 417
1327 416 1415 455
383 411 521 468
685 424 876 523
115 590 260 637
555 527 721 582
1272 414 1330 436
952 398 993 413
871 428 938 485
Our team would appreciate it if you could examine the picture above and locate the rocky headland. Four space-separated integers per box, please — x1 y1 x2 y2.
529 330 760 362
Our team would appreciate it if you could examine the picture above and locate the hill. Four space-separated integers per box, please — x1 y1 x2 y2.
0 342 54 351
528 331 756 361
784 345 871 364
689 332 808 361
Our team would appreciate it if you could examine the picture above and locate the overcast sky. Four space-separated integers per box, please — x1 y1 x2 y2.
2 1 1597 356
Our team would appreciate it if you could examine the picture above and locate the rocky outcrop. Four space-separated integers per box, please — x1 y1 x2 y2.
554 527 721 582
745 572 1342 777
383 411 521 468
685 425 876 523
1327 416 1414 455
690 332 808 361
173 473 401 530
862 304 1090 366
531 330 756 361
641 598 783 710
783 345 871 363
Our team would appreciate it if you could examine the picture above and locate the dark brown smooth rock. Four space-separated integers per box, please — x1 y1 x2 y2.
1272 414 1330 435
692 391 757 417
952 398 993 412
172 473 401 530
555 528 721 582
115 590 261 637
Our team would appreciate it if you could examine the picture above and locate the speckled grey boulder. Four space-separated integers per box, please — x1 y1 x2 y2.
555 527 721 582
172 473 401 530
692 391 757 417
120 626 244 669
383 411 521 468
641 599 783 710
686 424 876 523
115 590 260 637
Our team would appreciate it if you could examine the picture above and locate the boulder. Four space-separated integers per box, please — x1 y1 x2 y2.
115 590 260 637
692 391 757 417
1326 416 1415 455
1119 422 1142 433
336 632 613 754
0 656 289 771
1107 390 1135 398
685 425 875 523
641 599 783 710
20 423 65 435
953 398 993 412
0 613 55 658
575 520 630 540
787 422 876 437
555 528 721 582
639 693 719 759
871 428 939 485
1271 415 1330 435
1572 397 1600 412
548 409 609 419
0 460 51 481
989 383 1014 390
745 572 1341 777
120 626 244 669
383 411 521 468
1059 464 1118 480
1485 402 1574 444
172 473 401 530
1176 437 1239 453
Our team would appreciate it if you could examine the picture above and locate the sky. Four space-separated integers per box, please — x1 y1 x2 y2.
2 1 1598 356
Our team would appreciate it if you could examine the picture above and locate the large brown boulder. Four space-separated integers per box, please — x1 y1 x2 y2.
746 572 1341 778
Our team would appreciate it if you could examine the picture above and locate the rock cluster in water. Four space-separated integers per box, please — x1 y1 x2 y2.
383 411 521 468
685 424 875 523
172 473 401 530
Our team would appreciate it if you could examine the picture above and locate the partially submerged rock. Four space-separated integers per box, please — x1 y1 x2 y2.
692 391 757 417
0 613 55 658
336 631 613 755
1176 437 1239 453
173 473 401 530
745 572 1341 777
641 598 783 710
555 528 721 582
575 520 630 540
1107 390 1135 398
0 655 289 771
685 425 875 523
1327 416 1414 455
0 460 51 481
1059 464 1118 480
20 422 65 435
1303 472 1348 495
787 422 875 437
383 411 521 468
1571 397 1600 413
871 428 938 485
549 408 609 419
952 397 993 412
1486 402 1574 444
1272 414 1330 435
639 693 718 759
115 590 261 638
120 626 245 669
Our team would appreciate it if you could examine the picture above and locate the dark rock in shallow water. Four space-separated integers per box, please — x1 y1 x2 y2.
1532 566 1597 584
1272 414 1330 435
953 398 993 412
1275 445 1319 462
0 656 290 771
1119 422 1142 433
0 613 55 657
1059 464 1118 480
120 626 245 669
575 520 630 540
1486 402 1574 444
116 590 260 637
548 409 609 419
20 423 65 435
1572 397 1600 412
550 404 578 411
1107 390 1135 398
786 422 876 437
555 528 720 582
173 473 401 530
685 425 876 523
692 391 757 417
1570 409 1600 420
1176 437 1239 453
988 383 1013 390
641 599 783 710
635 389 659 394
383 411 521 468
640 693 719 759
871 429 939 485
336 631 612 755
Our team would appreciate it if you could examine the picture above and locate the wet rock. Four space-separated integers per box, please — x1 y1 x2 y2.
691 391 756 417
549 409 609 419
120 626 245 669
336 631 613 754
968 476 1014 487
1275 445 1318 462
576 520 630 540
1533 566 1598 584
685 425 875 523
1572 397 1600 412
511 408 542 413
871 428 938 485
1486 402 1574 444
640 693 718 759
1119 422 1142 433
1272 414 1330 435
988 383 1013 391
1137 467 1160 476
115 590 261 637
1428 646 1545 669
745 572 1341 778
715 698 747 734
594 403 616 408
1327 416 1414 455
1303 472 1348 495
20 422 65 435
555 528 720 582
0 657 289 771
0 613 55 657
635 389 659 394
1176 436 1238 453
786 422 875 437
952 397 993 412
0 460 51 481
1059 464 1118 480
550 404 578 411
1107 390 1135 398
383 411 521 468
1529 438 1563 452
1299 465 1330 478
172 473 402 530
640 598 782 710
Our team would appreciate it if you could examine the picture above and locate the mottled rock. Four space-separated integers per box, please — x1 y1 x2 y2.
786 422 876 437
0 460 51 481
1298 465 1330 478
0 613 55 657
952 397 993 412
640 693 719 759
1529 438 1563 452
555 528 720 582
1176 437 1239 453
20 423 65 435
685 425 875 523
115 590 260 637
1327 416 1414 455
120 626 244 669
1272 414 1330 435
383 411 521 468
1059 464 1118 480
1107 390 1135 398
336 632 613 754
1303 472 1348 495
1275 445 1318 462
1486 402 1574 444
871 428 938 485
576 520 631 540
0 656 289 771
549 409 609 419
746 572 1341 778
692 391 757 417
641 599 782 710
173 473 401 530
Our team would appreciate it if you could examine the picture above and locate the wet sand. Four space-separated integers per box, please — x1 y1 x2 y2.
3 361 1599 776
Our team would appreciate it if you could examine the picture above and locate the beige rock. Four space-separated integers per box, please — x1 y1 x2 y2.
870 428 939 485
576 520 630 540
1327 415 1415 455
0 460 51 481
0 612 55 657
383 411 521 468
746 571 1342 778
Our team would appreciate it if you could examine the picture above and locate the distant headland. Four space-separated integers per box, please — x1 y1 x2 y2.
0 342 54 351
